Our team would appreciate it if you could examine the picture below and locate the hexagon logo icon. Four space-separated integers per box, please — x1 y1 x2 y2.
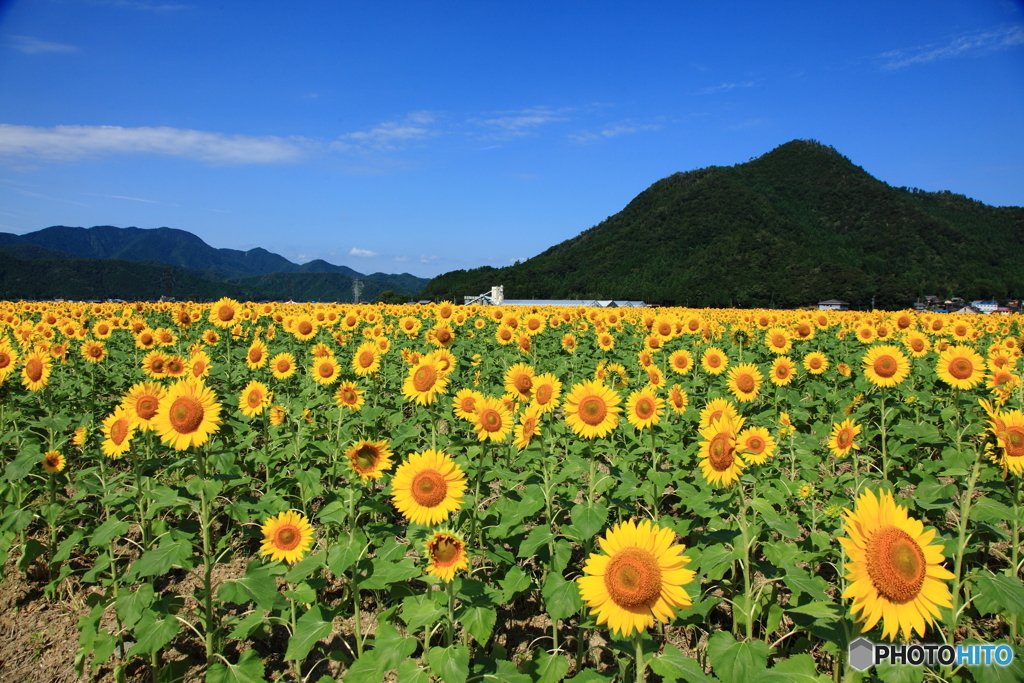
848 637 875 672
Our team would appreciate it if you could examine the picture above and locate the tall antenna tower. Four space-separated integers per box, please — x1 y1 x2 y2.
352 279 363 304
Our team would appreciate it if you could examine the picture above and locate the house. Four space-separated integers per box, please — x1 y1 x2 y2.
818 299 850 311
970 301 999 314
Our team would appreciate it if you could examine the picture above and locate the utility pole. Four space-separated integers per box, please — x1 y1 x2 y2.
352 279 363 304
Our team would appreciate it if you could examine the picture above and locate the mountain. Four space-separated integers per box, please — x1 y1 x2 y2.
420 140 1024 308
0 224 430 301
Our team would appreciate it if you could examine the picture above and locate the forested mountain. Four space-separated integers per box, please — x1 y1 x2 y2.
421 140 1024 308
0 225 429 301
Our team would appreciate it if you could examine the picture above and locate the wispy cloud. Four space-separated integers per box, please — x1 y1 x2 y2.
331 112 439 152
4 35 77 54
0 124 312 164
569 123 660 144
3 186 91 207
730 118 766 130
880 25 1024 70
349 247 378 258
470 107 572 140
420 254 439 264
393 255 410 262
86 0 192 11
695 80 757 95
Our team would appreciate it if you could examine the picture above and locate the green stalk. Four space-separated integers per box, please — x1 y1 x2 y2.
735 483 753 641
945 446 984 646
879 389 889 481
196 449 217 664
1010 474 1021 640
632 630 646 683
446 578 456 647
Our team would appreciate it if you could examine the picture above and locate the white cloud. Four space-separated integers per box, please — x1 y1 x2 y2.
470 107 572 140
331 112 439 152
420 254 439 263
5 35 77 54
695 80 757 95
393 255 410 262
350 247 378 257
0 124 312 164
880 25 1024 70
569 123 660 144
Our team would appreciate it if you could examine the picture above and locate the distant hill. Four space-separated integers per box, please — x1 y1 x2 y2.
0 225 429 302
420 140 1024 308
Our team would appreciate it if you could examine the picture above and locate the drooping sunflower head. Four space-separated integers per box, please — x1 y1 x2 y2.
576 519 695 637
424 530 469 582
838 489 954 641
667 384 689 414
346 439 393 481
514 404 542 451
390 449 467 526
990 408 1024 475
259 510 315 565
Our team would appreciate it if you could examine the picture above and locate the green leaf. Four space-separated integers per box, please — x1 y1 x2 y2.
218 564 281 611
361 557 421 590
570 501 609 539
459 605 496 646
53 529 85 563
130 537 194 578
785 601 843 621
372 622 417 672
874 661 924 683
519 525 554 558
756 654 823 682
126 611 180 657
89 517 129 548
542 571 583 623
115 583 156 630
428 644 470 683
707 631 769 683
326 529 367 576
284 605 334 662
567 670 614 683
228 611 268 640
698 543 738 581
284 550 325 583
649 643 715 683
522 650 569 683
5 448 38 482
971 497 1014 523
343 650 381 683
206 649 267 683
784 568 831 602
397 658 431 683
973 573 1024 617
402 594 445 633
500 566 533 602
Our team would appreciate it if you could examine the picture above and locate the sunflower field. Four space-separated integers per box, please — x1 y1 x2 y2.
0 299 1023 683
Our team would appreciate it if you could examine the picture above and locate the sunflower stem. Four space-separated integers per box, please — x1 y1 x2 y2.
197 448 217 664
1010 474 1021 641
445 578 456 647
945 445 984 647
735 483 754 641
632 630 646 683
879 389 889 482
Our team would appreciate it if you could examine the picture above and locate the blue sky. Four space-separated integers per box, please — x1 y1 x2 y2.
1 1 1022 279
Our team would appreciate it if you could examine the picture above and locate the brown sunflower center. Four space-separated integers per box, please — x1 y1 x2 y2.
247 390 263 408
836 427 853 449
948 358 973 380
411 469 447 508
603 547 663 608
776 364 790 378
1005 427 1024 459
435 328 453 344
88 345 103 358
341 387 358 404
298 321 313 335
635 397 655 420
169 396 204 434
25 357 43 382
0 352 11 369
707 354 722 368
44 453 61 468
772 334 787 348
479 408 503 432
249 348 263 363
579 396 608 426
358 351 375 368
809 356 822 369
535 384 553 405
430 536 462 565
273 525 301 551
413 364 438 392
110 418 130 445
736 374 755 392
137 397 159 420
166 359 184 374
708 432 734 471
217 305 234 322
513 374 532 394
318 362 335 378
873 355 897 378
746 436 765 454
276 359 291 373
866 526 926 604
674 356 689 370
353 445 379 472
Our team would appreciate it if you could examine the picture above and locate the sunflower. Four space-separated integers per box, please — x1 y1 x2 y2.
625 387 663 431
259 510 315 565
803 351 829 375
576 519 695 637
309 355 341 385
80 340 107 364
862 345 910 388
903 331 930 358
269 405 287 426
701 347 729 375
332 381 362 412
426 348 457 377
121 381 166 431
42 450 66 473
514 404 542 451
452 388 483 421
698 398 739 429
935 345 985 390
189 349 212 378
390 449 467 526
346 439 393 481
351 342 381 376
164 355 187 377
504 362 535 402
667 384 688 414
209 297 242 329
768 356 796 387
239 380 272 418
988 408 1024 475
403 357 449 406
141 350 169 379
246 339 269 369
698 413 746 487
726 363 763 403
561 333 578 353
203 329 220 346
530 373 562 414
20 350 52 391
0 343 18 381
736 426 775 465
764 327 792 354
72 425 88 447
291 315 317 342
424 530 470 582
270 352 297 380
429 323 455 348
102 406 137 459
564 380 621 439
829 419 862 457
668 349 694 375
152 378 222 451
839 489 954 641
472 396 513 443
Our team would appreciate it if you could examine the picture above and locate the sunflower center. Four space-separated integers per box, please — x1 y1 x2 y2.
1005 427 1024 459
25 358 43 382
298 321 313 335
277 359 291 373
169 396 204 434
949 358 973 380
318 362 335 378
89 345 103 358
137 397 159 420
413 364 438 392
110 418 130 446
866 526 926 604
358 351 375 368
353 445 379 472
603 547 663 608
737 374 755 392
249 348 263 363
809 357 822 369
274 525 301 551
479 408 502 432
341 388 358 404
776 365 790 378
837 428 853 449
708 432 734 471
45 454 61 468
166 359 184 374
874 356 897 378
247 390 263 408
535 384 553 405
746 436 765 454
431 537 462 565
436 329 453 344
579 396 608 426
217 305 234 322
635 397 655 420
411 469 447 508
772 334 786 348
0 352 11 369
